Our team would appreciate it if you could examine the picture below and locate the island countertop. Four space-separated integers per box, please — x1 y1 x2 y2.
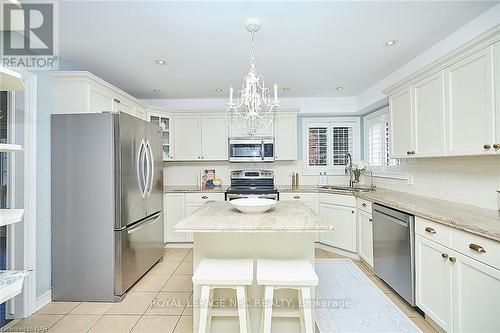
173 201 332 233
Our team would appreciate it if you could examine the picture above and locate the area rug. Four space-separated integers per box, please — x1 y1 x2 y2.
315 259 421 333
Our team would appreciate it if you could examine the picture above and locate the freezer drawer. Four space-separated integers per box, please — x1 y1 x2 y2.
114 211 164 296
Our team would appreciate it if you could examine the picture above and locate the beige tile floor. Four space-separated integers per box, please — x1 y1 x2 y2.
6 247 437 333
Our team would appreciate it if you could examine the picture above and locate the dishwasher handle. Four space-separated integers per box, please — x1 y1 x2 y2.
374 209 409 227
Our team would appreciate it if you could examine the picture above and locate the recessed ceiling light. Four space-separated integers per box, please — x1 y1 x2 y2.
336 86 343 92
215 88 223 92
282 87 290 91
383 40 398 47
153 89 161 93
155 59 167 65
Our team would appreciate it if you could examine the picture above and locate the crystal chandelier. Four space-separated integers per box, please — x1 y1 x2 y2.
227 18 279 133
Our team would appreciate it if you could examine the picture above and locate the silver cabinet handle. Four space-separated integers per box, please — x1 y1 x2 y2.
469 243 486 254
202 196 208 199
425 227 436 235
362 203 367 207
293 196 300 199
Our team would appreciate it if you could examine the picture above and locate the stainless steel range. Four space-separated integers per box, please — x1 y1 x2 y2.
226 170 279 200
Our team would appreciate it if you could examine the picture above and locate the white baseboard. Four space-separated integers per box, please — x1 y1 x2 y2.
164 242 193 249
35 289 52 312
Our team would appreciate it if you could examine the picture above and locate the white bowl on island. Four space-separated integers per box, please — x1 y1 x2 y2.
230 198 277 214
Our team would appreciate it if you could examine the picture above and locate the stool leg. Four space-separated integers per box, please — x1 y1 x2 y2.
263 286 274 333
300 287 314 333
206 288 214 333
298 288 306 333
198 285 210 333
236 286 249 333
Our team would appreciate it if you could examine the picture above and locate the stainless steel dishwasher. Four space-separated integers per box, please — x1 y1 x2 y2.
372 204 416 306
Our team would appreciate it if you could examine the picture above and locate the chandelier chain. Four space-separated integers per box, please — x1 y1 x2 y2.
250 30 256 70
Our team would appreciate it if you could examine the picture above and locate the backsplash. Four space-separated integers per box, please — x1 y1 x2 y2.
164 156 500 211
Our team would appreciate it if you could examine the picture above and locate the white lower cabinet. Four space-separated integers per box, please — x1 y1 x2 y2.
319 200 356 252
416 217 500 332
416 235 453 332
452 251 500 333
164 193 186 243
357 209 373 267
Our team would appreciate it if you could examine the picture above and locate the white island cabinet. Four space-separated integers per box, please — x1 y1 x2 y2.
319 194 356 252
174 201 332 333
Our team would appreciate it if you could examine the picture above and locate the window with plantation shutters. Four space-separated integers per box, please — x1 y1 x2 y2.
364 109 404 176
308 127 328 166
303 118 360 174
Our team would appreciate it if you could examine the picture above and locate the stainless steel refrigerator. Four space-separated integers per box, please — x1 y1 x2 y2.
51 112 164 301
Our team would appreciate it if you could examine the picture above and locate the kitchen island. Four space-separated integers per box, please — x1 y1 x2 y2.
174 201 332 333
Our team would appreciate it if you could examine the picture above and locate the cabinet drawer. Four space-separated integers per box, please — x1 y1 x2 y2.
357 198 372 214
319 193 355 207
185 192 225 203
415 217 452 247
451 229 500 269
280 192 317 203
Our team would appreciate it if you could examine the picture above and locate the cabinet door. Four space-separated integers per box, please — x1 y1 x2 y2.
357 210 373 267
389 88 413 158
275 113 297 160
201 114 228 160
135 105 147 120
89 87 114 113
415 236 452 332
114 97 135 116
494 42 500 153
445 46 495 156
164 194 186 243
452 251 500 333
174 114 202 161
149 112 173 161
319 203 356 252
412 71 446 157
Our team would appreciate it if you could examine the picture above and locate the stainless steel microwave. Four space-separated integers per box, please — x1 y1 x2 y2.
228 137 275 162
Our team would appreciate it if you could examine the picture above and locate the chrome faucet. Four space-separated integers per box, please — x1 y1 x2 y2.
345 153 354 188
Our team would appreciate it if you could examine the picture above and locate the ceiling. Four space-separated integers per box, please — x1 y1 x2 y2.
58 1 497 99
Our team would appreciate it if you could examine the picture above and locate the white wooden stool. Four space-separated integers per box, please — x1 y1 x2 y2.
192 259 254 333
257 259 319 333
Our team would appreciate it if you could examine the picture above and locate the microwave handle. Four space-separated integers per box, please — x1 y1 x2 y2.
261 141 265 160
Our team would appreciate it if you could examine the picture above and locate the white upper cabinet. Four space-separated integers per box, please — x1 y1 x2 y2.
386 34 500 159
274 112 297 161
445 46 495 156
148 110 173 161
412 71 446 157
174 114 202 161
201 114 228 160
389 88 413 158
53 72 147 119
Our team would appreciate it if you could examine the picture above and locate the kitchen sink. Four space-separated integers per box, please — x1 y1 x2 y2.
318 185 374 192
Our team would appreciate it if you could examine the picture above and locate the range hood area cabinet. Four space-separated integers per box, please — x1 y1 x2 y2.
387 35 500 159
52 71 148 120
274 111 298 161
173 113 228 161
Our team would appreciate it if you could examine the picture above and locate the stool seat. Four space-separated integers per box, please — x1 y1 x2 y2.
193 259 253 285
257 259 319 286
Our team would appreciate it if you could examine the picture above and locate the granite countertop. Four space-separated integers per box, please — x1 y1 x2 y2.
165 184 500 241
357 188 500 242
174 201 333 233
164 185 229 193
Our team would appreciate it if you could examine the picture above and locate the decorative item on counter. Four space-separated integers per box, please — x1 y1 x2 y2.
352 161 368 184
318 172 327 186
201 170 216 188
213 178 223 186
295 172 299 188
291 173 296 189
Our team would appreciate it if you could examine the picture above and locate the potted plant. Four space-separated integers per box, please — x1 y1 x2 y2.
352 161 368 184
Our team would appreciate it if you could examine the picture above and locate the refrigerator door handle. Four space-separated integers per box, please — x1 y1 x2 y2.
127 212 161 234
145 140 154 197
137 139 147 198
